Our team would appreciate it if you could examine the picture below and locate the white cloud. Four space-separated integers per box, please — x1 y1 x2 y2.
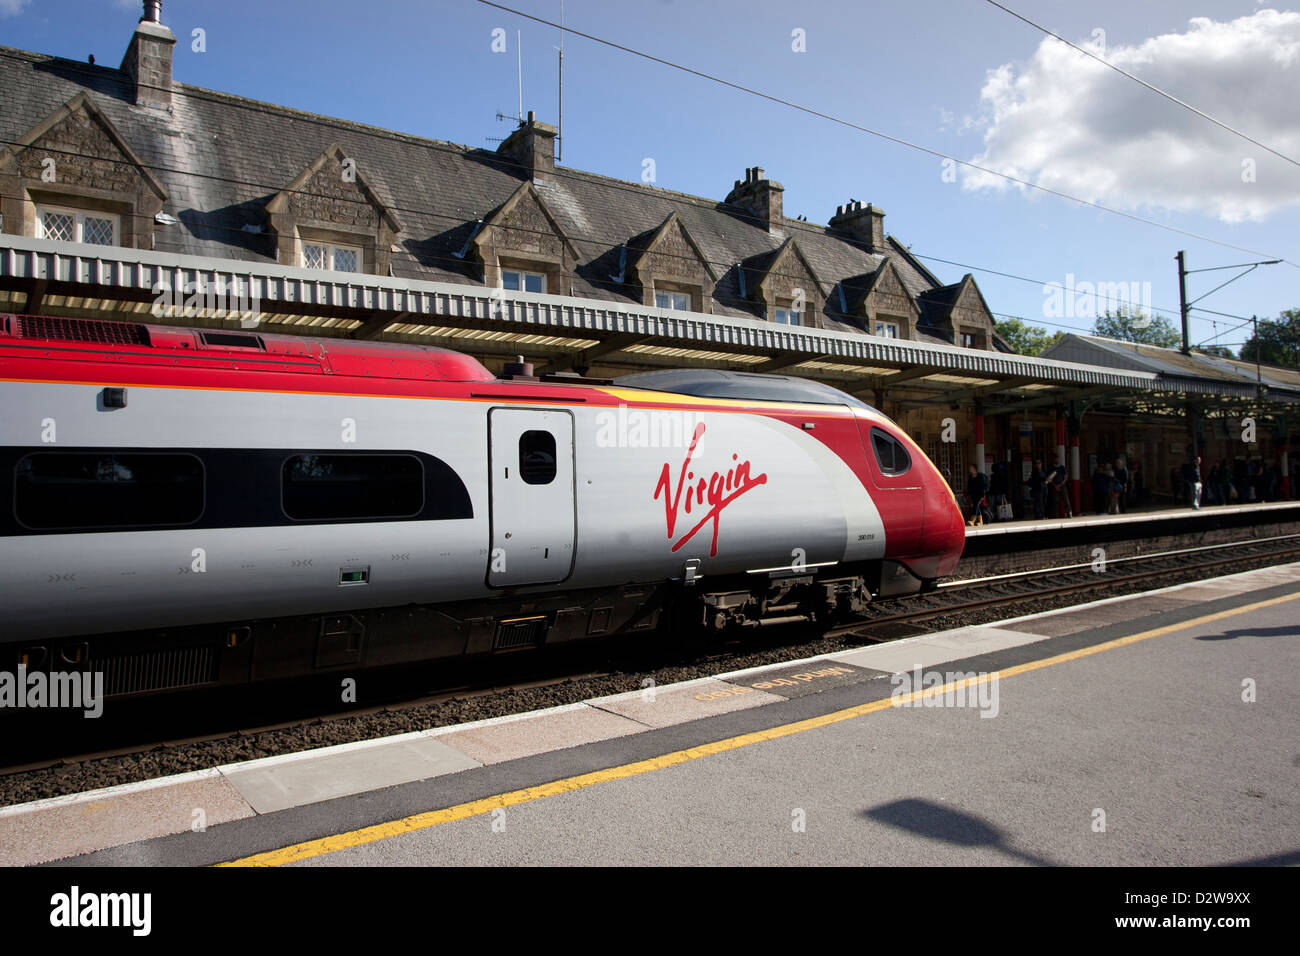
963 9 1300 223
0 0 31 17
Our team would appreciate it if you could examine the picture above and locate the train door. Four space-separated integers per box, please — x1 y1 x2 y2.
860 422 924 553
487 407 576 587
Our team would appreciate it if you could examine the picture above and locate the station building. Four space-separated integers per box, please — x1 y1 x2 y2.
1 2 1296 515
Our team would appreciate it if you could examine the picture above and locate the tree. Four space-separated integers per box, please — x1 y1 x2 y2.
1091 308 1182 348
1240 308 1300 368
993 317 1064 356
1198 345 1236 359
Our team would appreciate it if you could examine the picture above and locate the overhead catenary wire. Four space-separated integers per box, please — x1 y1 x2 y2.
982 0 1300 171
0 178 1188 338
0 132 1196 323
0 155 1260 339
474 0 1300 271
3 39 1294 301
0 68 1273 337
0 130 1265 340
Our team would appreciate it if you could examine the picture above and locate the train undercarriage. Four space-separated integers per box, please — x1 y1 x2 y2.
5 560 931 701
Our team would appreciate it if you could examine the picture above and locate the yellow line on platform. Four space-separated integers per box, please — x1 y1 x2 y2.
219 589 1300 867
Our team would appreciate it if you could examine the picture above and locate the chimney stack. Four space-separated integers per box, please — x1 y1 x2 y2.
725 166 784 233
121 0 175 111
497 110 557 183
829 200 886 252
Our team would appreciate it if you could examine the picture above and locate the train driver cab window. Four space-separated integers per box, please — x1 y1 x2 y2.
870 428 911 476
519 431 556 485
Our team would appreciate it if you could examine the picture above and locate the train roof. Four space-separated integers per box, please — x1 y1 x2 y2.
614 368 877 410
0 314 496 383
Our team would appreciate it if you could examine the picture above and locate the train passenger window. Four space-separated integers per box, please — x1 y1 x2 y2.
15 453 204 530
519 431 556 485
282 454 423 520
870 428 912 476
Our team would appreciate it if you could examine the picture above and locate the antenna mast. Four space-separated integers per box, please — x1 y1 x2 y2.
557 0 564 163
516 29 523 122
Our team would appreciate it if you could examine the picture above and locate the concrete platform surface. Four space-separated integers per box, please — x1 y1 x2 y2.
7 560 1300 866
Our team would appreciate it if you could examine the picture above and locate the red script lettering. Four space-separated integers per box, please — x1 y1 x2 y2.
653 422 768 556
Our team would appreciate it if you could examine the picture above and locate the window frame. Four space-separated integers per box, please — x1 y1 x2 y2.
14 450 205 531
300 240 366 274
655 291 690 311
875 320 900 339
301 239 364 273
869 427 913 477
36 204 120 247
773 307 802 326
501 269 547 294
518 430 558 485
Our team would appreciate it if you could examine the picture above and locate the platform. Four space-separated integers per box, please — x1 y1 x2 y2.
3 560 1298 867
965 498 1300 537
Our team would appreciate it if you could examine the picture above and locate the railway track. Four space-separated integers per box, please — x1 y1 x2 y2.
4 532 1299 804
827 533 1300 639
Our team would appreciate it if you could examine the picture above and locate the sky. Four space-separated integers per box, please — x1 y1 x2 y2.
2 0 1297 352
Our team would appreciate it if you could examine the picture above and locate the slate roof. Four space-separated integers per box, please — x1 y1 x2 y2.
1043 334 1300 396
0 43 969 339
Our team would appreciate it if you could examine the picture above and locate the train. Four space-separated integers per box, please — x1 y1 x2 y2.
0 314 964 698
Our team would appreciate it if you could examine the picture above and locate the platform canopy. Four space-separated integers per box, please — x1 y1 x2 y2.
2 234 1294 414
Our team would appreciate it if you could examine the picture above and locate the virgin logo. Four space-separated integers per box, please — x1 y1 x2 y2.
654 422 768 556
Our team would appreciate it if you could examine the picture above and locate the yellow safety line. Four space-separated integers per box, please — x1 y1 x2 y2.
219 588 1300 867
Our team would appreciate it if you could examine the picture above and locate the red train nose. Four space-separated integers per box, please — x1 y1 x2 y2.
917 477 966 579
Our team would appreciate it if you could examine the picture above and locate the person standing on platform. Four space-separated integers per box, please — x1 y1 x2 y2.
1049 457 1072 518
1107 465 1122 514
1113 458 1129 513
965 463 990 526
1091 461 1110 515
1190 456 1203 509
1029 458 1047 519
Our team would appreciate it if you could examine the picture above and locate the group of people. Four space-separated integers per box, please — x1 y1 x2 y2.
1026 458 1074 519
966 458 1073 524
1088 458 1143 515
1177 457 1282 508
961 452 1286 524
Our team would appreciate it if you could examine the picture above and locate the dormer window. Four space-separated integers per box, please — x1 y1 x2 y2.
875 320 900 338
37 205 118 247
502 269 546 293
655 291 689 311
302 240 362 273
961 330 985 349
774 307 802 326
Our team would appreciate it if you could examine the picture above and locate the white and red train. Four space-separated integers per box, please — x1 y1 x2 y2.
0 314 964 697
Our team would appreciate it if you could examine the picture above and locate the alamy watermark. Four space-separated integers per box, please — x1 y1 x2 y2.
595 403 702 449
0 666 104 718
890 666 1000 718
1042 274 1152 326
152 279 262 328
